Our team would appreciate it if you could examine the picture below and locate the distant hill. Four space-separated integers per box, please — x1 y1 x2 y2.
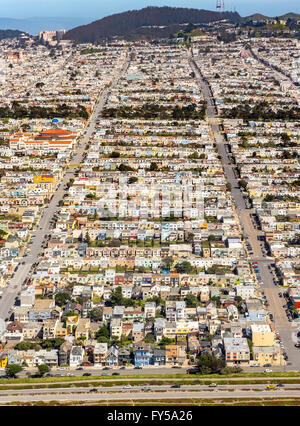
0 29 26 40
244 13 269 21
280 12 300 20
244 12 300 21
64 6 242 42
0 17 92 35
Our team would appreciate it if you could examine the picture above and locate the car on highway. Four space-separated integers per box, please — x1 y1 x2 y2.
266 384 276 390
264 369 272 372
134 366 142 369
112 373 120 376
123 385 132 389
276 384 284 388
83 373 92 377
171 384 181 388
89 388 98 392
141 387 151 391
76 367 83 371
103 367 111 370
208 383 217 387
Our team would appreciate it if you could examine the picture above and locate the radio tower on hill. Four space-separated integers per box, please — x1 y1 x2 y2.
216 0 225 10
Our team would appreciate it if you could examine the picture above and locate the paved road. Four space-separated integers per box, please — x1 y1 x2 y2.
189 54 300 370
0 58 130 323
1 388 300 403
1 383 299 396
248 46 299 90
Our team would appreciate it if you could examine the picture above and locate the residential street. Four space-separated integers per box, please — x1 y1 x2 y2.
189 54 300 370
0 58 130 323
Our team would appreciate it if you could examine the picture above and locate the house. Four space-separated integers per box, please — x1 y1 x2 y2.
118 346 131 365
106 345 118 366
132 322 145 342
28 299 55 322
58 341 73 366
134 343 152 367
22 322 43 340
223 337 250 366
153 348 166 366
69 345 85 367
93 342 108 366
4 321 24 341
165 345 179 365
252 345 282 366
251 324 274 347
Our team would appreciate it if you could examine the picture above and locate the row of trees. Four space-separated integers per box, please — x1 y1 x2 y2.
0 103 89 120
102 103 206 121
222 101 300 121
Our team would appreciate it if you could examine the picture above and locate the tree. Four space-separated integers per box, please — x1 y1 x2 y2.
158 337 176 347
104 286 124 307
161 256 174 270
37 364 50 377
226 182 232 192
55 292 71 307
6 364 23 378
238 179 247 190
149 162 158 171
128 176 138 184
89 308 103 322
96 324 110 343
14 341 32 351
185 293 199 308
197 354 225 374
110 151 120 158
175 261 194 274
220 366 243 375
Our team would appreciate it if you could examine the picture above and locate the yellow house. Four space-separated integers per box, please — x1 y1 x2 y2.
33 175 56 185
251 324 274 347
252 345 282 366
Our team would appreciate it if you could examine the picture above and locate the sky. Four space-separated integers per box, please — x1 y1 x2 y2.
0 0 299 19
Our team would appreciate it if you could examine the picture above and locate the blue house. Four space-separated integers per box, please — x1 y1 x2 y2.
133 344 152 367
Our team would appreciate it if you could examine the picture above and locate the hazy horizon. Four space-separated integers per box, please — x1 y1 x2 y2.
1 0 300 20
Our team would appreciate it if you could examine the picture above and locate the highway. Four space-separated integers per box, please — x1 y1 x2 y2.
189 53 300 370
0 383 298 395
0 57 130 323
1 387 300 403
